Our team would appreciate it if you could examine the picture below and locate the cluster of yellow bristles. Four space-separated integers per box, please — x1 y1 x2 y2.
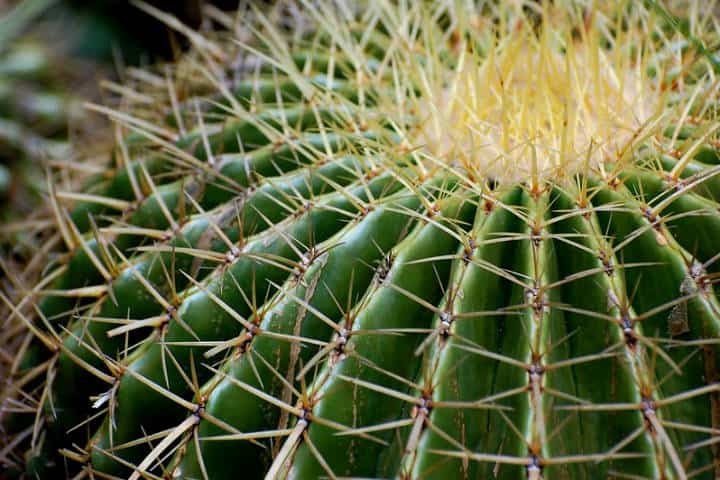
368 1 677 185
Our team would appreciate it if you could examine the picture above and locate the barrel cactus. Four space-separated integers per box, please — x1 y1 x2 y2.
3 0 720 478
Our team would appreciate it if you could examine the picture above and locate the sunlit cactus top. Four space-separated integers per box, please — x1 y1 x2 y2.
2 1 720 479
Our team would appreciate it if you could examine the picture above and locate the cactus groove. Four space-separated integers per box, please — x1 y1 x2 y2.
3 1 720 479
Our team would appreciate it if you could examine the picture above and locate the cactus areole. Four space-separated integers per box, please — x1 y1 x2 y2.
3 1 720 479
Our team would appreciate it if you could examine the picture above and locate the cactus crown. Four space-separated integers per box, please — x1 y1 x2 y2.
394 3 662 184
2 1 720 479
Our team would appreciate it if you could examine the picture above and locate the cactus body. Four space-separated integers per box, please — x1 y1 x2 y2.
3 1 720 479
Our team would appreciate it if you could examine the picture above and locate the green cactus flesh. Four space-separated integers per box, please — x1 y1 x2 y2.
3 1 720 479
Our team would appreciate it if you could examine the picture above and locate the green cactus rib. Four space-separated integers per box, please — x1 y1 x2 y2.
37 129 371 331
82 170 408 471
17 152 402 467
16 133 367 366
3 2 720 480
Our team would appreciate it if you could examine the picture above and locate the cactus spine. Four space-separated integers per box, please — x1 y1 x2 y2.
3 1 720 479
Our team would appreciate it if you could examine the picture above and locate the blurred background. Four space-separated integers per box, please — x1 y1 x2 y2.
0 0 239 223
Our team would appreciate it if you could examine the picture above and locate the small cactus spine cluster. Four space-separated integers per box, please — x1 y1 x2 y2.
3 1 720 479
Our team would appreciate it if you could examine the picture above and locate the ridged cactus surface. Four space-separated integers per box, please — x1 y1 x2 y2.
3 1 720 479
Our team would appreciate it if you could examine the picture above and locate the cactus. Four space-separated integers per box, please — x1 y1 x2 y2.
3 1 720 478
